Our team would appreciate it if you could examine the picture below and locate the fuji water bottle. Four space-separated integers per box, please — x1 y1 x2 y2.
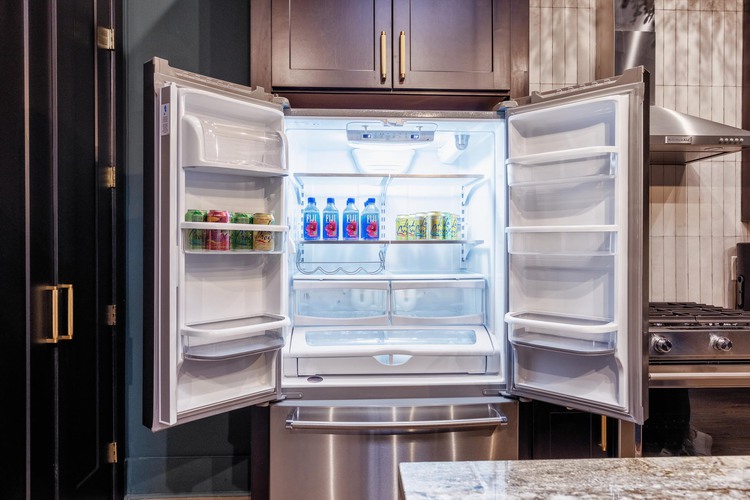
322 197 339 240
342 197 359 240
302 197 320 240
360 197 380 240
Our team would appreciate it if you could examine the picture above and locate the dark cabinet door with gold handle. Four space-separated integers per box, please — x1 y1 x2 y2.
3 0 122 498
258 0 528 96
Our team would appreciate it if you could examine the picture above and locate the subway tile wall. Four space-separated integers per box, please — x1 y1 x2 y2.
529 0 746 308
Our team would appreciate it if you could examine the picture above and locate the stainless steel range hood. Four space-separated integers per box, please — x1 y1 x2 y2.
650 106 750 164
599 0 750 164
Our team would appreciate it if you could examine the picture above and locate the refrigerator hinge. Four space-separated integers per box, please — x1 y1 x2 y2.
106 304 117 326
106 442 118 463
97 27 115 51
102 166 116 189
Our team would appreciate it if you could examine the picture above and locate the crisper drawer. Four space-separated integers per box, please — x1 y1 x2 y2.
286 326 497 376
292 280 389 326
391 279 485 325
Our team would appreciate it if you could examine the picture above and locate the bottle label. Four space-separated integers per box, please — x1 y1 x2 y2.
323 212 339 240
361 213 379 240
343 212 359 240
303 212 320 240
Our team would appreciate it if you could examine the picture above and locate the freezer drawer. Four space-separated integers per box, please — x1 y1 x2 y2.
268 397 518 500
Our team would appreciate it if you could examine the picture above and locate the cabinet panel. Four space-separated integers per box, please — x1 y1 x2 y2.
393 0 507 90
259 0 528 98
271 0 392 89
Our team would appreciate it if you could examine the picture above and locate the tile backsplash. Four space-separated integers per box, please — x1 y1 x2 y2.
529 0 746 307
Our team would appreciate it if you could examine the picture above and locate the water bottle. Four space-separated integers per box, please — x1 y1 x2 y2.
342 197 359 240
302 197 320 240
360 197 380 240
322 197 339 240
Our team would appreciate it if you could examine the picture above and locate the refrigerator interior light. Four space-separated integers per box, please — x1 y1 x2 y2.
352 148 416 174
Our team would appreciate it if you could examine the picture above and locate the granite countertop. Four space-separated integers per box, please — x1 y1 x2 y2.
399 456 750 499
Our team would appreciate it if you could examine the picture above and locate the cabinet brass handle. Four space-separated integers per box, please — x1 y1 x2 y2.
399 31 406 81
380 31 387 82
600 415 607 452
57 284 73 340
37 286 60 344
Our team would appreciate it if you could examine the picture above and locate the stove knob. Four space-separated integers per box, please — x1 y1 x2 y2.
711 335 733 352
652 335 672 354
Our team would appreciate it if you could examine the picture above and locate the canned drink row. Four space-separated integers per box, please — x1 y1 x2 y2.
185 209 275 251
395 212 460 240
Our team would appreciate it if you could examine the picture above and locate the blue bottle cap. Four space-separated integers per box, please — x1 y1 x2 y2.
346 197 355 204
327 197 335 204
308 197 316 203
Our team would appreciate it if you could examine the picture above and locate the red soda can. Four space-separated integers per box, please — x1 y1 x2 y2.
206 210 230 250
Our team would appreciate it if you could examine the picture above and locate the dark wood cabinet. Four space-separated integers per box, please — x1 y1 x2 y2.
520 401 617 459
251 0 529 106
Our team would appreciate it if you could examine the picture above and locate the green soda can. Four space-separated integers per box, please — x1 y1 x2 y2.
443 212 458 240
231 212 253 250
395 214 409 241
409 213 426 240
185 209 206 250
426 211 444 240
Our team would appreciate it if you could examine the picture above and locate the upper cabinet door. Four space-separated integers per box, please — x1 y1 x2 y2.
264 0 528 95
504 68 649 424
271 0 393 89
392 0 507 91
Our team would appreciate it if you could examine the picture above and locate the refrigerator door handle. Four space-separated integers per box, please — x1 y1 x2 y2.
284 404 508 431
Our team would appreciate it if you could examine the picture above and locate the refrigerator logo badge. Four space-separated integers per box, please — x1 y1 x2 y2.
665 136 692 144
160 103 170 135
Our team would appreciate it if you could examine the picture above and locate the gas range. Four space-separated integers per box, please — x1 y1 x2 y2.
648 302 750 362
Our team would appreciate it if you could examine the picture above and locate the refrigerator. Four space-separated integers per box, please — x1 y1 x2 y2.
143 57 648 500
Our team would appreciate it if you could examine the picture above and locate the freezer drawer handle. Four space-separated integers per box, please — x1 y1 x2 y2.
284 405 507 431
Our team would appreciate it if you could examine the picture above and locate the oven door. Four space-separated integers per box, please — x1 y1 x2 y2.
644 364 750 457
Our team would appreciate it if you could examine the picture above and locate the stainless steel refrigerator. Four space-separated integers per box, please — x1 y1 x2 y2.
143 58 648 500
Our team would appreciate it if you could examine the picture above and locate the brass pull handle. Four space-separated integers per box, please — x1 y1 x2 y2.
600 415 607 452
399 31 406 81
37 286 60 344
57 284 73 340
380 31 387 82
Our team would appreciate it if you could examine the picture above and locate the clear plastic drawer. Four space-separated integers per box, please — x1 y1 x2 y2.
391 279 485 325
292 280 390 326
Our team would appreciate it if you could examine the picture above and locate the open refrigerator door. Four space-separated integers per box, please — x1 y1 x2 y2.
143 58 291 430
503 67 649 424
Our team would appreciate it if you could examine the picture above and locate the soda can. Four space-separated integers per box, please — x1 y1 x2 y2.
395 214 409 240
185 209 206 250
207 210 230 250
443 212 458 240
231 212 253 250
253 212 275 251
425 211 444 240
409 213 426 240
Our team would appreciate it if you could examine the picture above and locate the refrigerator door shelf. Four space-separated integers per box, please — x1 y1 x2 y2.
181 313 289 339
183 332 284 361
506 146 618 186
506 311 617 355
506 225 617 257
287 326 497 376
181 222 289 255
179 89 287 175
